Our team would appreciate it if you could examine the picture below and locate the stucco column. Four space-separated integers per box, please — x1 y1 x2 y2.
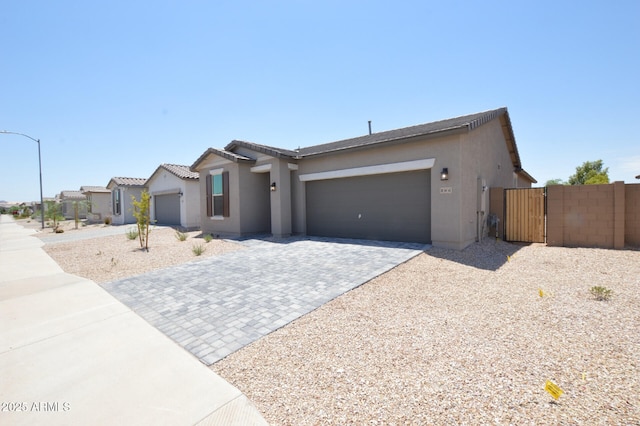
270 161 292 238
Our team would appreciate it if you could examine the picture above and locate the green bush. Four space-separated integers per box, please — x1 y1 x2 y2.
192 243 206 256
590 286 613 301
126 227 139 240
203 234 213 243
175 230 188 241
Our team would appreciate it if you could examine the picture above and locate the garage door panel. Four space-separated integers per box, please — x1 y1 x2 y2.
155 194 181 226
306 171 430 243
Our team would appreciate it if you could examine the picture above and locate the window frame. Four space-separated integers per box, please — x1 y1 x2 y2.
113 189 121 215
206 169 229 218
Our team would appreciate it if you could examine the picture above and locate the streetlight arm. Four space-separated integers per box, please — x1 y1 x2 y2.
0 130 45 230
0 130 39 143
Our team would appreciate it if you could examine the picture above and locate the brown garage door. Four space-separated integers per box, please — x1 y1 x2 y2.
306 171 431 243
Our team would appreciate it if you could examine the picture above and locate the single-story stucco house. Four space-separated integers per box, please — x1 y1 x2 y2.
190 107 536 249
106 177 146 225
80 186 111 223
146 164 200 229
58 190 88 220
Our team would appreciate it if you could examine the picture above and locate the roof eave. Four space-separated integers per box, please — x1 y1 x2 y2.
190 148 255 172
226 140 298 159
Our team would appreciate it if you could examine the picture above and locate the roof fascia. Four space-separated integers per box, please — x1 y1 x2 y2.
226 140 297 159
190 148 255 172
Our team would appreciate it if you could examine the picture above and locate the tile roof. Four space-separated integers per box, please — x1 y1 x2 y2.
190 107 535 182
224 140 300 159
156 164 199 180
296 108 507 157
108 177 147 187
59 190 87 200
80 185 110 193
190 148 255 171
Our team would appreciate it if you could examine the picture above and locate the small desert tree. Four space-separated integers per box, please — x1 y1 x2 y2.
44 200 64 230
71 199 92 229
568 160 610 185
131 191 151 251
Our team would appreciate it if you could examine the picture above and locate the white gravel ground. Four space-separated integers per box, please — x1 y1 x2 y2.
212 239 640 425
33 218 640 424
42 224 244 283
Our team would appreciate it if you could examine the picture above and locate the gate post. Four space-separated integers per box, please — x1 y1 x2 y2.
489 187 503 238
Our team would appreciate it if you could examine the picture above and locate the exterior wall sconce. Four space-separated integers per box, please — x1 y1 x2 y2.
440 168 449 181
270 182 277 192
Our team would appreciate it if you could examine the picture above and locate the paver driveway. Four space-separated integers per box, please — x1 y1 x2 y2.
102 236 427 365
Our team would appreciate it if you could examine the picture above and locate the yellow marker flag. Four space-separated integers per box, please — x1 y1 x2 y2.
545 380 564 400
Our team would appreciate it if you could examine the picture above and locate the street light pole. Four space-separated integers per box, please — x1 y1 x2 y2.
0 131 45 229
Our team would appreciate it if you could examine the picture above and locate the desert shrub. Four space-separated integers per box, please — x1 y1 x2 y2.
131 191 151 250
126 227 139 240
203 234 213 243
104 216 112 225
192 243 206 256
590 286 613 301
175 230 188 241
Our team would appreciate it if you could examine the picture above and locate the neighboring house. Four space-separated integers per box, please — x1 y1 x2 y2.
191 107 536 249
58 190 88 220
146 164 200 229
106 177 146 225
31 197 55 217
81 186 111 223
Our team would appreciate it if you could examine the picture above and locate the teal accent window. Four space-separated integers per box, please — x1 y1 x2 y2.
212 174 224 216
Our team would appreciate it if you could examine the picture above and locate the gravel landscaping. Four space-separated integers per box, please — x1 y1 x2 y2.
38 221 244 283
30 218 640 424
212 240 640 425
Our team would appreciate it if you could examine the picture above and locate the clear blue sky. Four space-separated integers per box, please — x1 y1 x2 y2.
2 1 639 202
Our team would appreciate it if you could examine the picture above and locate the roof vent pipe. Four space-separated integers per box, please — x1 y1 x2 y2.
368 120 372 135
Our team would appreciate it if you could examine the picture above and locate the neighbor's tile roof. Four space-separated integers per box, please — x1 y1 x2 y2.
155 164 199 180
59 190 87 200
80 185 110 193
108 177 147 187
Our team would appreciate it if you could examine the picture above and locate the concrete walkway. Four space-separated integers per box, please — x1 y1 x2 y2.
102 236 427 365
0 215 267 425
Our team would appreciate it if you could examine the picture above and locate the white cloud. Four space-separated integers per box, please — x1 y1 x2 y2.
618 155 640 173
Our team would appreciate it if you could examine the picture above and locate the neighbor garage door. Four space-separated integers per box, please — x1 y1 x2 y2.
306 171 431 243
155 193 181 226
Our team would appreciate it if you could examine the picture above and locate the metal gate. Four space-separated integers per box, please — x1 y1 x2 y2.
504 188 545 243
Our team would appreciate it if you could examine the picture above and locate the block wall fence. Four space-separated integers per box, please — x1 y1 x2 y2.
490 182 640 249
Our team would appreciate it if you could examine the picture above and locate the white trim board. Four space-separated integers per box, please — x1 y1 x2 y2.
298 158 435 182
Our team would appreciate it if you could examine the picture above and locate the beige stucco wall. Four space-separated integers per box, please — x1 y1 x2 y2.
107 185 144 226
290 119 526 249
196 154 274 237
147 170 200 229
455 118 530 248
193 116 529 249
86 192 110 222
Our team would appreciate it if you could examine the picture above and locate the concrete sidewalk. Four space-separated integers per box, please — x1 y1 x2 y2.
0 215 267 425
